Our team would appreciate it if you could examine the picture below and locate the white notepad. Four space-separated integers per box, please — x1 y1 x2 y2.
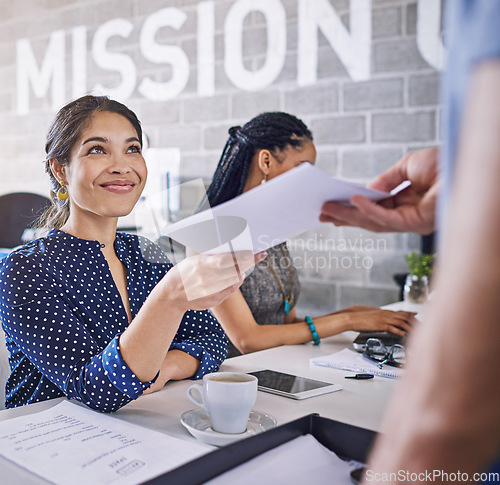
311 348 404 379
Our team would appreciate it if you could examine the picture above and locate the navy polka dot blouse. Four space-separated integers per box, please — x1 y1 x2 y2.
0 229 227 412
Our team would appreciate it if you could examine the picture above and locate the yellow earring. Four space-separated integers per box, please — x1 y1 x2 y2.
57 181 68 201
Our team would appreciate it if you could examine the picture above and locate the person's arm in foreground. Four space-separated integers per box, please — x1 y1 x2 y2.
320 147 439 235
211 290 413 354
364 62 500 482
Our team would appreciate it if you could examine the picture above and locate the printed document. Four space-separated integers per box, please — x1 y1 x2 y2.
163 163 405 254
0 400 211 485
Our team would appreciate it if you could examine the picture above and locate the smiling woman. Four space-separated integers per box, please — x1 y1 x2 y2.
0 95 261 411
51 111 147 234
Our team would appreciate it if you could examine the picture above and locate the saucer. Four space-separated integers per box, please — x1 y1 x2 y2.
181 408 277 447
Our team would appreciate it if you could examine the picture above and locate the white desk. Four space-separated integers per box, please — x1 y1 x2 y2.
0 332 398 484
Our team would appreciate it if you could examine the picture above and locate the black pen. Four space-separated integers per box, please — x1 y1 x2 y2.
345 374 374 380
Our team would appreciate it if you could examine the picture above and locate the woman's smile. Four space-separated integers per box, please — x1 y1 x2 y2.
99 179 137 194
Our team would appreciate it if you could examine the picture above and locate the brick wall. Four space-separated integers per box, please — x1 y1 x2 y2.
0 0 443 315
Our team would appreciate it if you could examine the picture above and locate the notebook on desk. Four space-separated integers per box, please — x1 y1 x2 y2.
352 331 407 353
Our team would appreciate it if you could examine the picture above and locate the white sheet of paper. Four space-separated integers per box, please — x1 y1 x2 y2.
205 434 357 485
311 348 404 379
163 163 401 254
0 400 212 485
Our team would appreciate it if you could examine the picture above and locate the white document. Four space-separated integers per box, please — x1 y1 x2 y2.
205 434 358 485
163 163 404 254
311 348 404 379
0 400 211 485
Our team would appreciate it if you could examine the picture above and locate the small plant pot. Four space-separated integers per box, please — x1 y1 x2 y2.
403 275 429 304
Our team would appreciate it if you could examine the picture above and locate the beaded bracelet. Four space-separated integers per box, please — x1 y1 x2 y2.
305 316 320 345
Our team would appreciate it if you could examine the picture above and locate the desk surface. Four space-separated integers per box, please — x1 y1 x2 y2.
0 330 400 485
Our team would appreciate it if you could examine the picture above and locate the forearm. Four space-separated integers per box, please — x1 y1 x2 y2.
368 273 500 474
160 349 200 380
367 270 500 478
233 314 350 353
119 289 187 382
366 61 500 480
120 250 253 383
144 350 200 393
214 293 381 355
300 305 380 317
289 314 352 342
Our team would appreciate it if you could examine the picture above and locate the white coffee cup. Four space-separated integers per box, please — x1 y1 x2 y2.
187 372 258 434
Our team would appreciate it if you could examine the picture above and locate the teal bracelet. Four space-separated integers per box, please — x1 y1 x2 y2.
305 316 320 345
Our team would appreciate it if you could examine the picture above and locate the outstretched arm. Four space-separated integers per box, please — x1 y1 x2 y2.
119 250 263 384
365 61 500 480
212 290 414 355
320 147 440 234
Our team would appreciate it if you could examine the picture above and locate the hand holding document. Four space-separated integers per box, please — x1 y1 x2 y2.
163 163 407 254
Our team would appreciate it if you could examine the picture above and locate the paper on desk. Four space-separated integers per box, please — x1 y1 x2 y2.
205 434 357 485
0 400 211 485
311 348 404 379
163 163 401 254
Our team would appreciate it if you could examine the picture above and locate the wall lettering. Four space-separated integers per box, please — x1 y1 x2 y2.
298 0 371 85
138 8 190 101
15 0 441 115
417 0 445 70
224 0 287 91
16 30 65 115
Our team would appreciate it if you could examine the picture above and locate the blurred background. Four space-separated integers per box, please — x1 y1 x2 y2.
0 0 443 316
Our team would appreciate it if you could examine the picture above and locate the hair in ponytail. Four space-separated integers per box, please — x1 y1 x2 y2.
203 112 312 210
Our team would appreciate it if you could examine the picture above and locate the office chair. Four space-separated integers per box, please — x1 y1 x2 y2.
0 192 51 408
0 328 8 410
0 192 51 249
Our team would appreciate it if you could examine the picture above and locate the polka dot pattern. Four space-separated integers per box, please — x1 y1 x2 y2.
0 229 227 412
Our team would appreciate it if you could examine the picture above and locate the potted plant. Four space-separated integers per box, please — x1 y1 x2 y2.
404 250 435 303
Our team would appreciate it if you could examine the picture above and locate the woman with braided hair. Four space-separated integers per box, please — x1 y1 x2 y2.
205 112 415 357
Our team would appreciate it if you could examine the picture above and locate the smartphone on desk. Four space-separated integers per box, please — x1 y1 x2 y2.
247 369 342 400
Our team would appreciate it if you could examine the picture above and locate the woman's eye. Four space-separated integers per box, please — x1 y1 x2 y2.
127 145 142 154
88 145 104 154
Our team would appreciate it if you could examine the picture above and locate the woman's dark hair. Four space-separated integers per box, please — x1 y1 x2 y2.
36 95 143 230
203 112 313 209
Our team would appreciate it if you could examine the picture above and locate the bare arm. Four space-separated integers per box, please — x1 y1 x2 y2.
142 350 200 394
212 290 413 354
320 147 440 234
365 61 500 480
120 251 262 382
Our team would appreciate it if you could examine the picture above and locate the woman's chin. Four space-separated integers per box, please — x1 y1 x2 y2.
98 205 135 220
